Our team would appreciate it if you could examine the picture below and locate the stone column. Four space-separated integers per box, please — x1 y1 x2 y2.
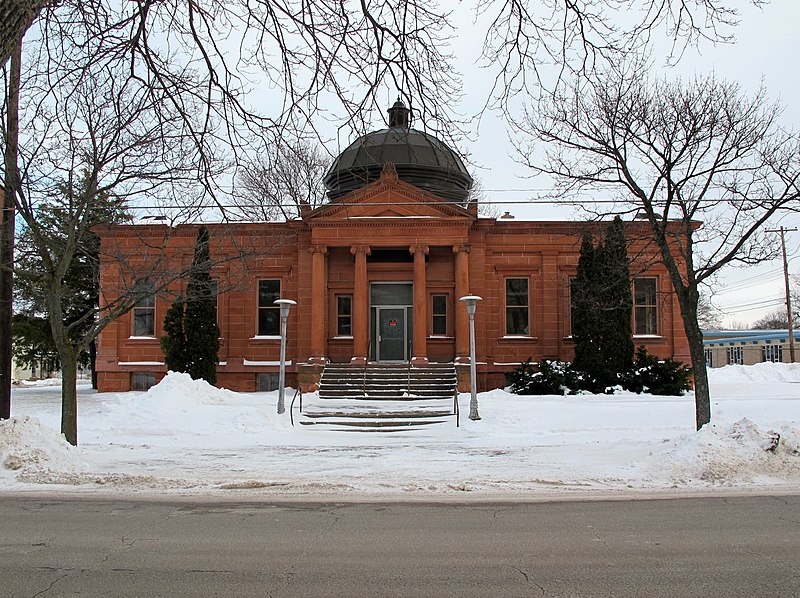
350 245 371 364
410 244 429 366
453 244 471 363
309 245 328 363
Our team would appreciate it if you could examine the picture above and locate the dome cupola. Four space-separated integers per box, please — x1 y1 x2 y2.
323 100 473 203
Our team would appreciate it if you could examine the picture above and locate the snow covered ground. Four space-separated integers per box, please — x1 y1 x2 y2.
2 363 799 499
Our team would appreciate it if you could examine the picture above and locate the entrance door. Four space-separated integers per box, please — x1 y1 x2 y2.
377 307 406 361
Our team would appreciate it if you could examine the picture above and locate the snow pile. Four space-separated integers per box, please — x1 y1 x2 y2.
0 416 88 473
137 371 243 406
708 362 800 383
17 378 63 387
650 417 800 486
104 372 252 431
4 364 800 497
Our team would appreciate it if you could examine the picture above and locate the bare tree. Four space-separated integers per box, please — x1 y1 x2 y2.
696 292 723 330
6 41 236 444
26 0 461 157
476 0 766 112
1 0 461 431
233 141 328 221
751 308 793 330
2 1 770 124
520 63 800 429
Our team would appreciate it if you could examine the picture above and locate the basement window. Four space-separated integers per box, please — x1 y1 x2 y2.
131 373 156 391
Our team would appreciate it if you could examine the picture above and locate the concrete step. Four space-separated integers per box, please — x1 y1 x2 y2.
319 377 456 384
299 418 449 429
298 362 458 432
303 410 452 419
319 387 455 395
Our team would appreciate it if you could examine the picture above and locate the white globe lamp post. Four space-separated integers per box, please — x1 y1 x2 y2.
459 295 482 421
274 299 296 414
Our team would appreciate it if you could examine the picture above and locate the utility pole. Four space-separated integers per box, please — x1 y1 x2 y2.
766 226 797 364
0 41 21 419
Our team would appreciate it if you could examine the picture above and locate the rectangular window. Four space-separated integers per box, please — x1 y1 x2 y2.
432 294 448 336
727 346 744 365
131 373 156 391
337 295 352 336
132 282 156 337
762 344 782 363
257 373 280 392
634 278 658 335
568 277 577 336
257 279 281 336
210 280 219 311
505 278 529 335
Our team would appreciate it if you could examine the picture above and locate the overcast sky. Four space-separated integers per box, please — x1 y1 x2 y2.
444 0 800 327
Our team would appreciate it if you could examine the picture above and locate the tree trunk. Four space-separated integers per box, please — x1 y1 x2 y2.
683 315 711 429
0 41 21 420
89 339 97 390
60 348 79 445
673 289 711 430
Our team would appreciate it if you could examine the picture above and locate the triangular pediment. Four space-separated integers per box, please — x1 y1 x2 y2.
305 165 475 223
374 208 403 218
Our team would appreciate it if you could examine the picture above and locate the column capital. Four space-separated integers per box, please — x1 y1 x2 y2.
409 244 429 255
452 244 471 255
350 245 371 256
308 245 328 255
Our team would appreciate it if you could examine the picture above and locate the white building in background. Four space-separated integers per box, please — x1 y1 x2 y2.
703 330 799 368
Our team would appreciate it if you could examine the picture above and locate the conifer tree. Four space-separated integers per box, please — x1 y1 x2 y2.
160 298 187 373
183 226 220 385
601 216 634 376
159 226 219 384
572 218 634 389
571 231 603 380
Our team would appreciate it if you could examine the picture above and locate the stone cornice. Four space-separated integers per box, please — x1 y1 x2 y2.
307 219 473 229
96 222 299 239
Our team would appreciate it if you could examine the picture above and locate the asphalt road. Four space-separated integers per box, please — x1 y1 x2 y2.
1 494 798 597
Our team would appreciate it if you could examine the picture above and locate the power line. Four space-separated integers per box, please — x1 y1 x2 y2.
723 302 785 314
716 269 785 294
121 197 800 211
718 297 784 311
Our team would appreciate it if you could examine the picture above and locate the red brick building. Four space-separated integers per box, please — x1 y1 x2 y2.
96 101 690 392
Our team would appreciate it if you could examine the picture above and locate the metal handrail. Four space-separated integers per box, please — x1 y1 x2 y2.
361 339 371 398
453 386 460 427
289 387 302 426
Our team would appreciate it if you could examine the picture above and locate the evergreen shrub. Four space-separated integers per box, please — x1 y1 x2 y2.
620 347 692 396
508 359 588 395
509 347 690 396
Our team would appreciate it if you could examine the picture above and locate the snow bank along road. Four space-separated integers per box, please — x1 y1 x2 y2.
1 362 799 499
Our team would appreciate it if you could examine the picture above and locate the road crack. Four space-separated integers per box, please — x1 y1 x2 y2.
511 566 546 594
32 572 70 597
588 525 607 546
280 506 343 590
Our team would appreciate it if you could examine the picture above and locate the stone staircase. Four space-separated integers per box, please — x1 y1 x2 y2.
298 363 459 432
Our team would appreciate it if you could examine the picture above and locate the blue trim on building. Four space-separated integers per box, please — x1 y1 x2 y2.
703 329 800 346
